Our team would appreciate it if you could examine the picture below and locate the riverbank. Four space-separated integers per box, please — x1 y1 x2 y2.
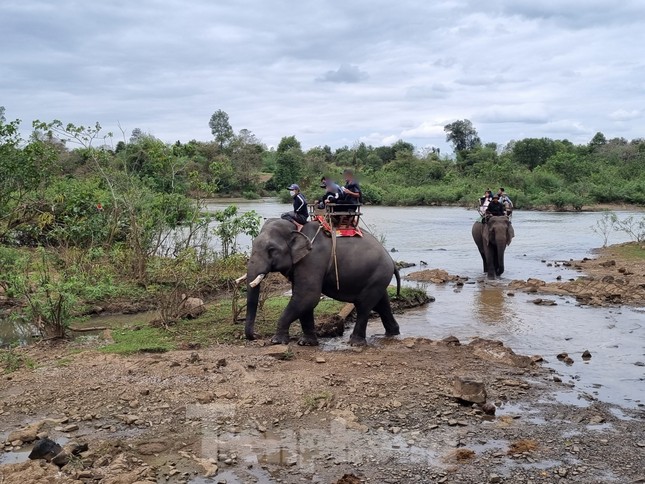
2 335 644 483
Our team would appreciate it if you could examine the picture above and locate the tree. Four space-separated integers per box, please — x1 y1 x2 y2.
273 136 303 190
230 129 264 191
444 119 481 153
589 132 607 152
512 138 558 170
209 110 234 149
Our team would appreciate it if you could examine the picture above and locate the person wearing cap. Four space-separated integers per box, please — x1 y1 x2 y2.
486 193 505 217
281 184 309 231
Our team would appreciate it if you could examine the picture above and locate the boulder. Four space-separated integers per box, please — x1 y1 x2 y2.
453 376 487 404
180 297 205 318
7 421 45 444
28 438 63 462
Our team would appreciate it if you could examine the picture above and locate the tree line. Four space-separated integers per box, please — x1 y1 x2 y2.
2 107 645 248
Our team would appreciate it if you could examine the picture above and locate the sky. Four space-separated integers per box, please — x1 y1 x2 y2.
1 0 644 154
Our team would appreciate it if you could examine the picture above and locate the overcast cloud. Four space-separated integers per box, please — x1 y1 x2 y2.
1 0 644 153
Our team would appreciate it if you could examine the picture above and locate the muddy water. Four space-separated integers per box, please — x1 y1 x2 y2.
206 201 644 408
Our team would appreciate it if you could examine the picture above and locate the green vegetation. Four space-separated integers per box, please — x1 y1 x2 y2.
610 243 645 261
1 346 36 373
100 327 175 354
303 391 333 410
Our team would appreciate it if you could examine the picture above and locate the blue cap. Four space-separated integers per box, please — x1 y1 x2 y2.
288 184 300 190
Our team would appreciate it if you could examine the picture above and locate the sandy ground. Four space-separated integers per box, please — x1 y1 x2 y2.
1 244 645 483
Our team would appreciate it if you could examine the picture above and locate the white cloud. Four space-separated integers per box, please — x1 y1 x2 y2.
1 0 644 154
609 109 641 121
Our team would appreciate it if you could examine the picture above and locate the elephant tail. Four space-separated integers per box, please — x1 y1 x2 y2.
394 266 401 296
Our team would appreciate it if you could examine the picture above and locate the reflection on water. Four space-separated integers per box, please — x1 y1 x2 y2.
474 287 509 325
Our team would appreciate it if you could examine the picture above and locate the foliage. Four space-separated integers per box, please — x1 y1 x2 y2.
100 326 175 354
611 214 645 243
209 109 234 149
0 346 36 373
444 119 481 154
212 205 261 258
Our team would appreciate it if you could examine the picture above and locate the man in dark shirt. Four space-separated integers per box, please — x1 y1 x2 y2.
341 169 362 206
281 184 308 231
486 194 505 217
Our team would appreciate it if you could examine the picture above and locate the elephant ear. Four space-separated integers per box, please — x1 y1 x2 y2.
506 220 515 246
289 231 312 264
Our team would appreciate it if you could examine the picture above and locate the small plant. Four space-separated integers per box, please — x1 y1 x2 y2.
611 214 645 243
1 346 36 373
303 391 333 411
591 211 615 247
212 205 261 258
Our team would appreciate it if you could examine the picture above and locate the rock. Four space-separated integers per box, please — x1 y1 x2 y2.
453 376 487 404
563 356 574 365
315 356 326 364
635 361 645 367
51 450 70 467
529 298 557 306
28 438 63 462
530 355 544 363
189 352 200 363
215 358 227 368
180 297 205 318
489 474 501 483
261 345 291 359
599 260 616 267
442 335 461 346
196 392 214 404
8 421 45 443
481 403 496 415
589 415 605 424
557 352 568 360
582 350 592 359
61 424 79 433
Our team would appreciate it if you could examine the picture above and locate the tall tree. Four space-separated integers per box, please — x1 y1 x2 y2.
444 119 481 153
273 136 303 190
209 110 234 149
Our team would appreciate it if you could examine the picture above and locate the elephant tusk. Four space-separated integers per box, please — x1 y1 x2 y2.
249 274 266 287
235 274 247 284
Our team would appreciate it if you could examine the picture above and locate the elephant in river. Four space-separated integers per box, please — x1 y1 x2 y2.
242 218 401 346
472 216 514 279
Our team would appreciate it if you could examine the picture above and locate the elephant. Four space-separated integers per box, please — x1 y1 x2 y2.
472 216 514 279
242 218 401 346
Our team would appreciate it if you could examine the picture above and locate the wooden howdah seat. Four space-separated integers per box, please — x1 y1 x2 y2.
309 203 363 237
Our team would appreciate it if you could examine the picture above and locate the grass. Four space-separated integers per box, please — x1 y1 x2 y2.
100 327 175 355
610 242 645 260
303 391 333 410
1 347 36 373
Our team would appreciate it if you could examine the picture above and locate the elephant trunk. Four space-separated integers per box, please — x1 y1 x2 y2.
244 256 269 340
494 234 507 275
245 283 261 340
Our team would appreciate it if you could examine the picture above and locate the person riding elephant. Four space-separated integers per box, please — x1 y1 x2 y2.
472 215 514 279
281 184 308 231
242 218 401 346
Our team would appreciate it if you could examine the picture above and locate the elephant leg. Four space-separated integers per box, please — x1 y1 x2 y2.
374 294 400 336
485 246 496 279
297 308 319 346
349 301 375 346
272 289 320 345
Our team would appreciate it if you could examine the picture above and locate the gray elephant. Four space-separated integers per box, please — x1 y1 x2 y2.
242 218 401 346
472 216 514 279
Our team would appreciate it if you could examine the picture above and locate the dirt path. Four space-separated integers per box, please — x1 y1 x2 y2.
1 335 644 484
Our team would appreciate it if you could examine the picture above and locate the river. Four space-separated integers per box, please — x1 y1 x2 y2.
205 200 644 408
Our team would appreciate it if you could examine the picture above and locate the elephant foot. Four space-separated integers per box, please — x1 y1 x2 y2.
385 330 400 337
297 335 319 346
245 333 256 341
270 333 290 345
349 335 368 346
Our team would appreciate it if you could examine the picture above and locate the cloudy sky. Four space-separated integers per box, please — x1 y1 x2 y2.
1 0 644 153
